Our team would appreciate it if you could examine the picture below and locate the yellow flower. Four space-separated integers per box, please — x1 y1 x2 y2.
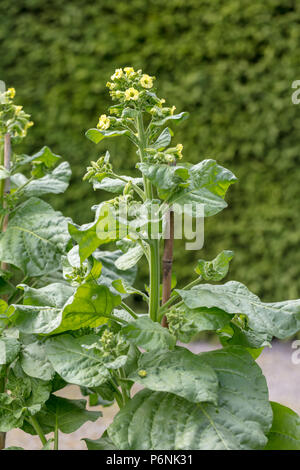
15 105 23 115
106 81 116 89
140 74 153 89
170 105 176 115
176 143 183 158
159 98 166 106
124 67 135 77
7 87 15 99
124 87 139 101
111 68 123 80
97 114 110 130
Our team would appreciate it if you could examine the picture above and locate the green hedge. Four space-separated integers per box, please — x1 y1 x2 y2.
1 0 300 301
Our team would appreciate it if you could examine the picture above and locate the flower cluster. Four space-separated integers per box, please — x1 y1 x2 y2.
0 87 33 142
83 329 129 361
83 152 113 182
65 265 88 284
145 143 183 164
166 306 188 338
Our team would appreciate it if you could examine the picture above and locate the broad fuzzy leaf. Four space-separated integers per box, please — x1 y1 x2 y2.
0 337 20 365
45 335 111 387
19 162 71 197
20 336 55 381
265 402 300 450
108 347 272 450
93 176 143 194
114 244 144 270
137 163 189 199
121 316 176 351
129 347 218 404
0 394 23 432
176 281 300 339
23 395 101 435
86 128 129 144
0 197 70 276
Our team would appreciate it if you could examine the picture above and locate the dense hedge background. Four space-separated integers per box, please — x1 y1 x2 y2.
1 0 300 301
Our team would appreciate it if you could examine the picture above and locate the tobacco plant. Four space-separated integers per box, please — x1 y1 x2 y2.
1 70 300 450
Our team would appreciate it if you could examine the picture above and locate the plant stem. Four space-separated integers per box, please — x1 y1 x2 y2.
108 378 124 409
54 418 59 450
161 210 174 327
28 416 47 446
149 239 160 322
159 276 203 315
120 302 138 319
136 112 152 199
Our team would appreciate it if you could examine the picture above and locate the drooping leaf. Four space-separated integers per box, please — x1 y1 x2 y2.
195 250 234 281
0 197 70 276
129 347 218 404
151 111 189 127
121 316 176 351
176 281 300 339
18 162 71 197
93 176 143 194
114 244 144 271
23 395 101 435
151 127 172 150
15 146 61 170
108 347 272 450
265 402 300 450
84 431 116 450
45 334 111 387
86 128 130 144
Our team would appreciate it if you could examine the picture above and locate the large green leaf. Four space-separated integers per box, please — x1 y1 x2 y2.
121 316 176 351
114 244 144 271
151 111 189 127
151 127 172 150
16 146 61 169
23 395 101 435
129 347 218 404
0 197 70 276
168 160 237 217
18 162 71 197
20 336 55 381
45 334 111 387
265 402 300 450
108 346 272 450
20 282 74 308
176 281 300 339
52 283 121 334
0 337 20 365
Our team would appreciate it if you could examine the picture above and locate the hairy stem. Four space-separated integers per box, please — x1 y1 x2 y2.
120 302 138 319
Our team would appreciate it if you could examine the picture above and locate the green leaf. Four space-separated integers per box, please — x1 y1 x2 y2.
0 394 23 432
0 197 70 276
151 128 172 150
171 306 232 343
137 163 189 199
114 244 144 270
176 281 300 339
0 337 20 365
121 316 176 351
20 336 55 381
19 162 71 197
86 128 129 144
169 160 237 217
218 323 271 350
21 282 74 308
265 402 300 450
84 431 116 450
195 250 234 281
11 305 62 335
24 395 101 435
16 146 61 169
129 347 218 404
151 111 189 127
93 176 143 194
108 347 272 450
52 283 121 334
45 334 111 387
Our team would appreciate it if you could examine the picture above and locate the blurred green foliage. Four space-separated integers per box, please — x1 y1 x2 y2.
1 0 300 301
